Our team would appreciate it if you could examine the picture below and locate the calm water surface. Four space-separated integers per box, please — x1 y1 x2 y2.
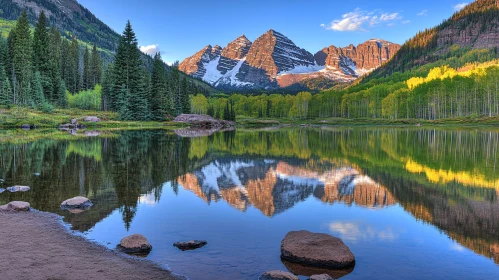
1 127 499 279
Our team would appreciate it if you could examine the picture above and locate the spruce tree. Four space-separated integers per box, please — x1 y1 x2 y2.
0 66 12 106
82 47 90 90
112 21 147 120
90 44 102 88
56 78 68 108
181 77 190 114
101 64 114 111
12 11 32 105
33 11 52 101
49 27 63 104
150 53 168 120
31 71 45 108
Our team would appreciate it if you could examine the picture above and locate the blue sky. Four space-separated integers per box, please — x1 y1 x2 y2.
79 0 471 64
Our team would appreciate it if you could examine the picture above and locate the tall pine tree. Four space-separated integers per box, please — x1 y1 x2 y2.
112 21 148 120
12 11 32 105
150 53 169 120
33 11 52 101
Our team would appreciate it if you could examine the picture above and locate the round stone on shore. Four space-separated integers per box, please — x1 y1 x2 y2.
281 230 355 269
117 234 152 255
0 201 30 212
259 270 299 280
7 186 30 192
60 196 93 210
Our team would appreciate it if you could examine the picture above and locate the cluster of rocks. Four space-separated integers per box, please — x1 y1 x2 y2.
173 114 235 129
259 230 355 280
59 116 101 133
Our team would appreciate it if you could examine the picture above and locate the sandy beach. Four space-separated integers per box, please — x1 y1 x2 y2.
0 210 185 280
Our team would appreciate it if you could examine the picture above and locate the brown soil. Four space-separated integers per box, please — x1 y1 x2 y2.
0 211 185 280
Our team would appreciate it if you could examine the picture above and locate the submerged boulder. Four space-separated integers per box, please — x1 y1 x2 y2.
259 270 298 280
7 186 30 192
309 274 335 280
60 196 93 211
0 201 30 212
117 234 152 255
281 231 355 269
173 240 207 251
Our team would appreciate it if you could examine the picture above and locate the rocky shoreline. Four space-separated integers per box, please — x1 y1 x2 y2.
0 210 185 280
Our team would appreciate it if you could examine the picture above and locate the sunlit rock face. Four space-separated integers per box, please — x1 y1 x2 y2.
178 159 394 216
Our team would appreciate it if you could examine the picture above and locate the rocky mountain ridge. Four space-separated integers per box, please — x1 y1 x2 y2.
179 30 400 91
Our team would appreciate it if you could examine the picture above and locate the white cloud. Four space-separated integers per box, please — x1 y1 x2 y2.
139 44 160 56
453 3 468 11
328 222 399 242
417 10 428 16
402 20 411 24
323 8 402 32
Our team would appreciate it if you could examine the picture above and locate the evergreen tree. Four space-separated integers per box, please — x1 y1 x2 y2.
49 27 63 104
0 66 12 106
150 53 168 120
0 36 8 70
82 47 90 90
12 10 32 105
117 84 130 120
32 11 52 100
31 71 45 108
56 78 68 108
181 77 190 114
101 64 114 111
90 44 102 88
112 21 147 120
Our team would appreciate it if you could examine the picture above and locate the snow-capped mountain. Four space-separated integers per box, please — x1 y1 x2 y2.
179 30 401 91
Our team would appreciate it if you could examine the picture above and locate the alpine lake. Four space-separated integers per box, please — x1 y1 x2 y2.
1 127 499 280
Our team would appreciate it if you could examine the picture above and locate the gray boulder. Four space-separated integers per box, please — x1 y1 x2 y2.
259 270 298 280
173 240 207 251
117 234 152 255
281 231 355 269
173 114 234 129
0 201 30 212
20 124 31 130
83 116 101 122
7 186 30 192
60 196 93 210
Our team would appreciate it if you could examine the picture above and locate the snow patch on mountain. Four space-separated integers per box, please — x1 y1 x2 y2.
278 64 326 76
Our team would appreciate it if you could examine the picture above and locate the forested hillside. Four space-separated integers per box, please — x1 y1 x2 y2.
0 0 217 95
193 1 499 122
0 11 199 121
367 0 499 80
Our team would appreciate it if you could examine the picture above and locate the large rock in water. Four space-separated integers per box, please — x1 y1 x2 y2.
117 234 152 255
281 231 355 269
173 114 234 129
309 274 335 280
173 240 207 251
60 196 93 210
0 201 30 212
259 270 299 280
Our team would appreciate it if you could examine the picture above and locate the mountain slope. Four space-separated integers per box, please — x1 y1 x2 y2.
180 30 399 91
0 0 217 94
366 0 499 81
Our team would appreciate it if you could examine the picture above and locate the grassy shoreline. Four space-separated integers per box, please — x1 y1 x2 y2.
2 108 499 131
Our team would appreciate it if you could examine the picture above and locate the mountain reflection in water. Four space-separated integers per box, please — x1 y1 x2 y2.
1 128 499 279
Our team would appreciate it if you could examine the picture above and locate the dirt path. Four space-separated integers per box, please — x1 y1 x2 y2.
0 210 185 280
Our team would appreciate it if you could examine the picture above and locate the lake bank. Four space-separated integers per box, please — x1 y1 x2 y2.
0 210 184 280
